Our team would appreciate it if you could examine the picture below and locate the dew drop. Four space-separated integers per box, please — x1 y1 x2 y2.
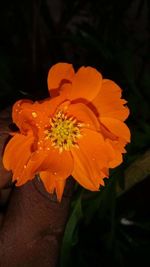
32 112 37 118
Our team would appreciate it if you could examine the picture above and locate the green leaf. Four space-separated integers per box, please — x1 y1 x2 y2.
117 150 150 196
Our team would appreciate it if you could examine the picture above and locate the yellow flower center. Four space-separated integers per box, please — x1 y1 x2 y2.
46 111 82 152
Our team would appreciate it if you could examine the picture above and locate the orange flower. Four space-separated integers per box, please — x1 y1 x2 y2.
3 63 130 201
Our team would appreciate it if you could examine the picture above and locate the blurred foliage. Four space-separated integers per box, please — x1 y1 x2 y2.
0 0 150 266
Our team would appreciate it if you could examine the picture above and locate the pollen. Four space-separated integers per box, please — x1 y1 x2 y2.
46 111 82 152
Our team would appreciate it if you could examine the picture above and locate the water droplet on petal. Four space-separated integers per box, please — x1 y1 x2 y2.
32 112 37 118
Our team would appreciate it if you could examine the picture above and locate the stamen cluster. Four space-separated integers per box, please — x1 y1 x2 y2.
47 111 82 152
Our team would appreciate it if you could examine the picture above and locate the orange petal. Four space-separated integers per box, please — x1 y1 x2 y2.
70 66 102 101
3 132 35 186
55 179 66 202
71 146 99 191
100 117 131 142
78 128 114 166
12 96 67 135
47 63 75 97
12 99 33 122
44 94 69 116
13 148 34 183
40 171 66 201
17 136 73 184
38 148 73 201
67 102 100 131
39 148 73 179
14 100 51 130
106 139 127 168
109 152 123 168
71 129 113 190
92 79 129 121
20 150 48 183
39 149 73 201
12 100 33 131
102 107 129 121
3 132 33 171
40 171 56 193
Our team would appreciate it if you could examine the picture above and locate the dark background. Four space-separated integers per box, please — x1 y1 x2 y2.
0 0 150 266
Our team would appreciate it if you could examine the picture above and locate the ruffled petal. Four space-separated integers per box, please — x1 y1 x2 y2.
70 66 102 101
106 138 127 168
3 133 33 171
12 99 48 133
12 100 33 131
100 117 131 142
12 96 66 134
39 148 73 201
66 102 100 131
17 150 48 185
71 146 99 191
39 148 73 177
78 128 114 166
20 143 73 185
40 171 66 201
92 79 129 121
3 132 35 186
40 171 55 193
47 63 75 97
71 129 113 190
